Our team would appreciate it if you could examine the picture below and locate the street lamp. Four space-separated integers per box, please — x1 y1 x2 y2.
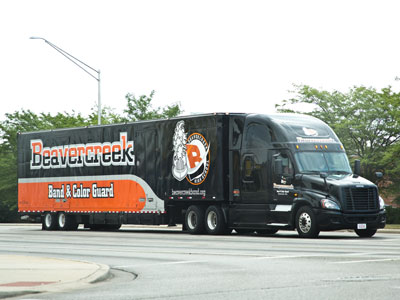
30 37 102 125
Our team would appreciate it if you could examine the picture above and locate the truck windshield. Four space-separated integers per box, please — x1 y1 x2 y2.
294 152 352 174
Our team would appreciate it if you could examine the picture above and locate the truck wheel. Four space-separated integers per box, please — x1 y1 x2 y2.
296 206 320 238
355 228 377 238
43 212 58 230
205 206 228 235
58 212 78 231
185 205 205 234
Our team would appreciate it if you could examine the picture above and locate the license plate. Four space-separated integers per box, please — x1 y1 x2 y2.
357 223 367 230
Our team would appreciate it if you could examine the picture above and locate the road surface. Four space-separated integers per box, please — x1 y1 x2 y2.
0 224 399 299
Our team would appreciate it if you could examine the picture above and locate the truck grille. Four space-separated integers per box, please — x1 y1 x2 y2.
343 187 378 211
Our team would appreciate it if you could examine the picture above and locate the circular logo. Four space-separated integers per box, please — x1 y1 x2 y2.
185 133 210 185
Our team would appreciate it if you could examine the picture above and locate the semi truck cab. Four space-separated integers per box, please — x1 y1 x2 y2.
230 113 386 237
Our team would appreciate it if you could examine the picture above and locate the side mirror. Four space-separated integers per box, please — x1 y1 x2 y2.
320 172 328 179
275 159 283 177
354 160 361 176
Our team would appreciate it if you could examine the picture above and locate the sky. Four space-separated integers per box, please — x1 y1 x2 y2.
1 0 400 120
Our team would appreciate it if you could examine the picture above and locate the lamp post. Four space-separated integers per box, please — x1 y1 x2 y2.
30 37 102 125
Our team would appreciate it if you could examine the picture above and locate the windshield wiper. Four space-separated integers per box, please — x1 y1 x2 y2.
329 170 350 175
301 170 323 175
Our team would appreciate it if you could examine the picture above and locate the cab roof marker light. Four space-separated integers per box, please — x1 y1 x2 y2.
296 145 299 149
325 145 328 149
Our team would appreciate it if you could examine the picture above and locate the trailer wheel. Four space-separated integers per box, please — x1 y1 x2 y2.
185 205 205 234
57 212 78 231
205 206 228 235
43 212 58 231
295 206 320 238
355 228 377 238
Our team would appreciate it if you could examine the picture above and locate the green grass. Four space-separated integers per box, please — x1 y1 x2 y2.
384 224 400 229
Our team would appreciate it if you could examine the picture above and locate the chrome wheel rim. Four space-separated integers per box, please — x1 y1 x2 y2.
207 211 217 231
299 212 312 233
187 211 197 230
58 213 66 228
45 214 52 228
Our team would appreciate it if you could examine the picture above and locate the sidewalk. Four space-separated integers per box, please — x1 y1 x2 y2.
0 255 110 299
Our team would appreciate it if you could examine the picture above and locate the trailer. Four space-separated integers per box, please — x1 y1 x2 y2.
18 113 386 237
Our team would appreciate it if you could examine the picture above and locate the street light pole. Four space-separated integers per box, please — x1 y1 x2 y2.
30 37 102 125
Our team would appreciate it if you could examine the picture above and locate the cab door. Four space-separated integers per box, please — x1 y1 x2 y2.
233 121 271 226
237 149 269 226
269 150 295 225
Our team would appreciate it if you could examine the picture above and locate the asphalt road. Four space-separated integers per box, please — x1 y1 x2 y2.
1 224 399 300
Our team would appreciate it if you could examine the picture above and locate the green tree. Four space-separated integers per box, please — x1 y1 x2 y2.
0 109 90 222
123 90 182 121
87 105 126 125
276 84 400 199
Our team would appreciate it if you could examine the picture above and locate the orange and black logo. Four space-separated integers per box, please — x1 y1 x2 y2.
172 121 210 185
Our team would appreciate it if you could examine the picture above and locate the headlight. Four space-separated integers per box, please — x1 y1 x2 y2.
379 196 385 210
321 199 340 210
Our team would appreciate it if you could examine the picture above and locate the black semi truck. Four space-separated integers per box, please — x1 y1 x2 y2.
18 113 386 237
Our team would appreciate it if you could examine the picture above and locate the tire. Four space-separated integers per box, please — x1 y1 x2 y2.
43 212 58 231
205 206 228 235
295 206 320 238
184 205 205 234
256 229 279 235
355 228 377 238
58 212 78 231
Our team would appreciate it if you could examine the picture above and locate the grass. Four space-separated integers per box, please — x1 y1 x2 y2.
384 224 400 229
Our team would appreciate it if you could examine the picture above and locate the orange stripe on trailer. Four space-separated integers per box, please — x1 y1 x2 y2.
18 179 146 213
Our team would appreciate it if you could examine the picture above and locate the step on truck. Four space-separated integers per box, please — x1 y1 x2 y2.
18 113 386 237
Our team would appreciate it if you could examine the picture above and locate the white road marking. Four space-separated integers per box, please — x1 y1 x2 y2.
331 258 400 264
114 260 204 268
252 252 375 260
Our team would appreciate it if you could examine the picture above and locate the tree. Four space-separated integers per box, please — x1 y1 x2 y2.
276 84 400 201
0 109 90 222
87 105 126 125
123 90 182 122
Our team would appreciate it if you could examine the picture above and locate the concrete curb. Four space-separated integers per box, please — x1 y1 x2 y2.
0 255 110 299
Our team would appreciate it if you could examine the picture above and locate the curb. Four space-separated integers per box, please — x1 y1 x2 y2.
0 256 110 299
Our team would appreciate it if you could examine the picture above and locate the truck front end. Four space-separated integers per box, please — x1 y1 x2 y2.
268 113 386 238
292 145 386 237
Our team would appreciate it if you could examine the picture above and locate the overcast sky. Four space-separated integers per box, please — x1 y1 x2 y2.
1 0 400 119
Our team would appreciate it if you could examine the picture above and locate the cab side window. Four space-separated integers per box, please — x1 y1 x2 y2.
244 123 271 149
275 152 294 176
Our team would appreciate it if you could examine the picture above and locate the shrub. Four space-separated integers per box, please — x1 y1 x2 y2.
386 206 400 224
